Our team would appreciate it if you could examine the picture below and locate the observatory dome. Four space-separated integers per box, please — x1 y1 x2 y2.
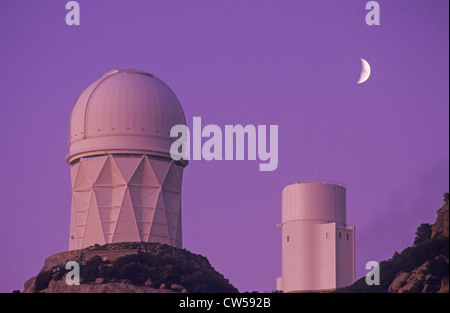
67 69 186 164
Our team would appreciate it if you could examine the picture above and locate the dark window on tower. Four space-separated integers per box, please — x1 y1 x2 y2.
347 234 349 240
287 236 290 242
339 232 341 239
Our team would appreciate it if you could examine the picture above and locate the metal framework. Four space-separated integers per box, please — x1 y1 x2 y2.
69 154 183 250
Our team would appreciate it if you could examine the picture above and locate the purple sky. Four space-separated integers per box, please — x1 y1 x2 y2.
0 1 448 292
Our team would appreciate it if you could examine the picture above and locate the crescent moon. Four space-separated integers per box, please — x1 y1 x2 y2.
357 58 371 84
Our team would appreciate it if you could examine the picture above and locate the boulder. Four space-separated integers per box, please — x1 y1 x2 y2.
431 201 449 240
94 278 105 284
388 272 410 293
170 283 183 291
144 278 152 287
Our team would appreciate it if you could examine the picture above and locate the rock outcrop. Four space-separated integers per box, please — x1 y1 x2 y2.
431 197 449 240
25 280 176 293
387 259 448 293
335 194 449 293
387 197 449 293
387 260 449 293
23 242 238 293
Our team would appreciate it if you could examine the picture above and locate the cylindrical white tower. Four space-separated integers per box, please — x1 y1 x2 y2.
276 182 355 292
67 69 188 251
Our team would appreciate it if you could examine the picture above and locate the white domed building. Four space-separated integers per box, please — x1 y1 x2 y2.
67 69 188 250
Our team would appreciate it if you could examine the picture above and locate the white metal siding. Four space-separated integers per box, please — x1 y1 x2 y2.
279 182 354 292
69 154 184 250
281 183 346 227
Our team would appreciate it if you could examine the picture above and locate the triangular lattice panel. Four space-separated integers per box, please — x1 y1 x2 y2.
69 154 184 250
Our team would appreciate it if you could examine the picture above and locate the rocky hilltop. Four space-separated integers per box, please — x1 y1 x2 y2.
431 194 449 240
23 242 238 293
336 193 449 293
